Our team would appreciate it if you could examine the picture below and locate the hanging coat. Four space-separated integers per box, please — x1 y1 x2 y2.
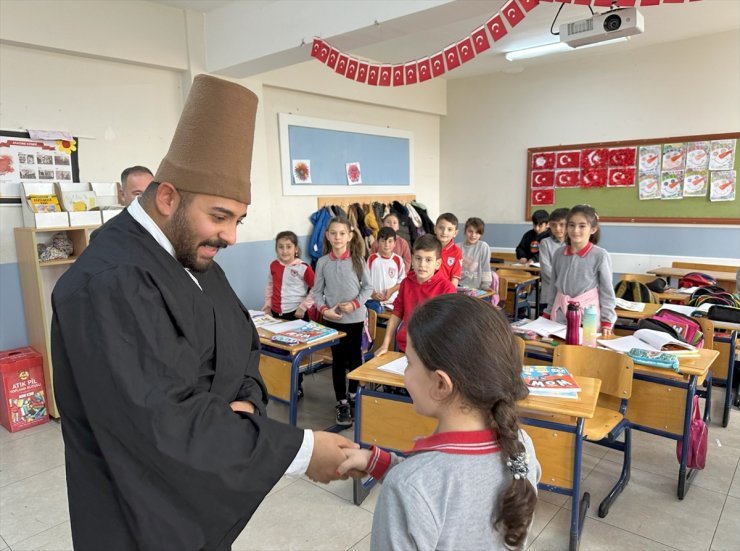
51 210 303 551
411 200 436 234
309 206 332 264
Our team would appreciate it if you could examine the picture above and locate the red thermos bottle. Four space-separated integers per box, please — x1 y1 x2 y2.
566 301 581 345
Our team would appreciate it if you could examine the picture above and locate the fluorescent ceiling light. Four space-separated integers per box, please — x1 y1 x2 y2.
505 37 629 62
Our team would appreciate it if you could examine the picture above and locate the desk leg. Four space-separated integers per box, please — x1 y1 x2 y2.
352 387 376 505
571 418 589 551
678 375 698 500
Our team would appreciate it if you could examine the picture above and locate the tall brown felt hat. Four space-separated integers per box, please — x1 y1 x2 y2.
154 74 257 205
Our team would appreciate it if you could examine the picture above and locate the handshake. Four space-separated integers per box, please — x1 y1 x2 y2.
305 432 373 483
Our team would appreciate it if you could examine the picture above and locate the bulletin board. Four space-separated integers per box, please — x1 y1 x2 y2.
278 113 413 197
525 132 740 224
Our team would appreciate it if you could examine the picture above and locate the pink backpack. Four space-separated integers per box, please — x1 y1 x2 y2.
676 395 707 470
653 309 704 348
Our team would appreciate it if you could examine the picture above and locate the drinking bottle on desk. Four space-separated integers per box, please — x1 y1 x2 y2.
582 305 598 347
566 301 581 345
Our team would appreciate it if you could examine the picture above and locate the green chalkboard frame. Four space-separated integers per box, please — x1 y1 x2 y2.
526 132 740 225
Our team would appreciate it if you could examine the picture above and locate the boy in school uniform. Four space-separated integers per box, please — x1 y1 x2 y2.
435 212 463 287
516 209 551 265
376 234 456 354
367 227 406 305
538 208 568 311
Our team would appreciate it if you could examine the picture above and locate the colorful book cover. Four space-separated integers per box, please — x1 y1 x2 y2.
683 169 708 197
685 141 710 170
521 366 581 398
662 143 686 171
710 170 736 202
660 170 683 199
638 172 660 200
278 321 338 343
709 139 736 171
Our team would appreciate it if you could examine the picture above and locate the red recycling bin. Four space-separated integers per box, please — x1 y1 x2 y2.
0 347 49 432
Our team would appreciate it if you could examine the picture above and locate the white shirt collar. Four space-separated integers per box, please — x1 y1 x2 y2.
127 197 202 290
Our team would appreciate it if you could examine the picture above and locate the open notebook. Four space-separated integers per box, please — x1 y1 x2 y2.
598 328 697 355
513 317 583 341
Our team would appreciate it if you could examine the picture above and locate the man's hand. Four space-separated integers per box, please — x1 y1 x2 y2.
306 432 359 483
230 401 255 414
337 448 372 479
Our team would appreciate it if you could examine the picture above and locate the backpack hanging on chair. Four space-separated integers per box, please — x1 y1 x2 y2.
614 280 659 304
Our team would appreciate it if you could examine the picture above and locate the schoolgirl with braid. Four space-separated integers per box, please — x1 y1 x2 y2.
338 294 540 551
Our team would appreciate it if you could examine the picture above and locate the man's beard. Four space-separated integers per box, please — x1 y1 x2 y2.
166 203 228 273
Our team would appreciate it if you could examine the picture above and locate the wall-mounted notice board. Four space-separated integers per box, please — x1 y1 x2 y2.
279 113 413 197
526 132 740 224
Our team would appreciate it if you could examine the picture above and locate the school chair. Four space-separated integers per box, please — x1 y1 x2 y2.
362 309 378 363
695 316 738 427
498 269 537 321
553 345 634 518
619 273 658 284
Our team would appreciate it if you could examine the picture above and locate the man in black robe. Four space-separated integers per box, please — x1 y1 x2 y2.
51 75 355 550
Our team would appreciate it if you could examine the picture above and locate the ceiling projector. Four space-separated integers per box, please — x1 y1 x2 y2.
559 8 644 48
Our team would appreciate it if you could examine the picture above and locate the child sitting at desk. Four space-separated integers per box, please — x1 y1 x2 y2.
538 207 568 311
435 212 463 287
460 216 499 305
543 204 617 336
375 234 456 355
338 294 540 551
367 227 406 306
516 209 550 265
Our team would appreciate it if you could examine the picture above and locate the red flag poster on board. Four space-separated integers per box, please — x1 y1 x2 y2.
471 26 491 53
357 62 368 83
531 170 554 188
486 14 508 41
581 148 608 169
582 168 608 188
502 0 525 27
608 147 637 167
532 189 555 206
367 65 379 86
444 44 461 70
519 0 539 11
418 58 432 81
404 62 418 84
431 52 446 77
532 152 555 170
555 169 580 188
346 58 358 80
311 39 329 62
379 66 392 86
556 150 581 169
608 167 636 187
335 55 348 75
392 65 404 86
327 48 339 69
457 37 475 63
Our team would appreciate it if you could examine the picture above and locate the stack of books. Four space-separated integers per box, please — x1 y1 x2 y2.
268 320 338 344
521 365 581 399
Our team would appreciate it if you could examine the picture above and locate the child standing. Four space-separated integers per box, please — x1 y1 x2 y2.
262 231 314 320
460 217 499 305
367 227 406 305
538 208 568 311
313 217 373 425
376 234 456 355
370 213 412 271
516 209 550 264
435 212 463 287
544 205 616 335
339 294 540 550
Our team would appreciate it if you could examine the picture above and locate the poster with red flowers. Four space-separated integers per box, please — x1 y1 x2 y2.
346 162 362 185
531 188 554 206
292 159 311 184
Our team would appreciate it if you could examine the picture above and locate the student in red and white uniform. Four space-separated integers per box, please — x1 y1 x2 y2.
435 212 463 287
367 227 406 305
262 231 315 320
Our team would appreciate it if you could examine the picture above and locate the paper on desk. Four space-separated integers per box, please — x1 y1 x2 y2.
377 356 408 376
530 262 541 268
615 298 646 312
248 309 265 318
517 317 568 339
261 319 306 333
678 286 700 294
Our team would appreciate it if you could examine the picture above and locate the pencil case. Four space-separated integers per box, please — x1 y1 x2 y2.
627 348 679 371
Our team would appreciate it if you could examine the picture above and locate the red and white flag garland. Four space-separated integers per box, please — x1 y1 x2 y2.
310 0 701 86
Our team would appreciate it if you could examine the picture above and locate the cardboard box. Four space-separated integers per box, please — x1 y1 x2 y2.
0 347 49 433
21 183 69 228
90 182 121 207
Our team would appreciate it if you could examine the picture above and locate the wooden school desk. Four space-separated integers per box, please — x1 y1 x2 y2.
653 289 692 304
257 327 345 426
499 272 541 321
614 303 661 321
348 354 601 551
493 261 542 273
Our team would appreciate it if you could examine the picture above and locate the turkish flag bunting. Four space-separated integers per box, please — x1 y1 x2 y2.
457 37 475 63
444 44 461 70
335 55 348 75
593 0 614 6
502 0 525 27
640 0 660 5
519 0 539 10
663 0 687 3
486 14 508 42
616 0 637 6
367 65 379 86
532 189 555 206
531 170 554 188
346 59 359 80
311 39 329 62
417 58 432 81
431 52 446 77
404 62 418 85
573 0 592 5
554 0 573 3
392 65 404 86
379 65 392 86
357 62 369 83
471 26 491 53
327 48 339 69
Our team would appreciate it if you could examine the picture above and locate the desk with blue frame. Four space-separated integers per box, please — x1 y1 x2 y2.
347 353 602 551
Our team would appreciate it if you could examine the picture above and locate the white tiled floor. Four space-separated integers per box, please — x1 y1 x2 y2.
1 372 738 550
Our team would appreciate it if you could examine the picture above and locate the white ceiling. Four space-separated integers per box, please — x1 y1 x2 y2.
152 0 740 78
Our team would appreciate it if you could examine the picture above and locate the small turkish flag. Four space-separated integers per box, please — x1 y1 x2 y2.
532 152 555 170
640 0 660 5
616 0 637 6
471 26 490 54
367 65 379 86
311 39 329 62
532 189 555 206
346 58 358 80
662 0 687 3
357 62 369 83
431 52 446 77
404 62 418 85
581 169 608 188
573 0 592 5
555 169 580 188
519 0 539 11
327 48 339 69
417 58 432 81
608 147 636 168
444 44 461 70
502 0 525 27
531 170 554 188
379 65 392 86
556 151 581 169
457 37 475 63
608 168 636 187
392 65 404 86
582 148 608 169
486 14 508 42
593 0 614 6
335 55 348 75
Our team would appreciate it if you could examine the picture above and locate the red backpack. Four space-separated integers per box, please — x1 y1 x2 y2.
679 272 717 289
